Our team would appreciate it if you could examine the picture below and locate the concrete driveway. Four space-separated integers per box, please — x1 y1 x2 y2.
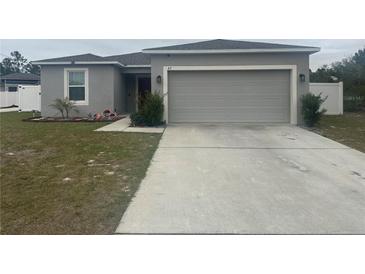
116 124 365 234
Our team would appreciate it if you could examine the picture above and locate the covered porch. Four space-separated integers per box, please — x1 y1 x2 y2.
123 73 151 114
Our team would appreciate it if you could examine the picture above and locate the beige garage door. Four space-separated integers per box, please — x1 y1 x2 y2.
168 70 290 123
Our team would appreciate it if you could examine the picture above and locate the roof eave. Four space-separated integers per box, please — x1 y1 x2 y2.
142 48 321 54
124 64 151 68
31 61 125 67
31 61 72 65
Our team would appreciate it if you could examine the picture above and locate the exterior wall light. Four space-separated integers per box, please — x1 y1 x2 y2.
299 74 305 82
156 75 162 84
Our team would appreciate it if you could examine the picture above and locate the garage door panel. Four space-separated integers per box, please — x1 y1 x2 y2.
171 108 289 123
172 98 288 108
168 70 290 123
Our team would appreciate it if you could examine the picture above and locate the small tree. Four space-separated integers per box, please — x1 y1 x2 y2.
63 98 79 118
301 93 327 127
49 98 65 118
49 97 79 119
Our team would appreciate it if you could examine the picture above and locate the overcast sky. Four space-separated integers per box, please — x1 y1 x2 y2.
1 39 364 70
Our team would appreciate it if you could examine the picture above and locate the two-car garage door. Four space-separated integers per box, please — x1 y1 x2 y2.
168 70 291 123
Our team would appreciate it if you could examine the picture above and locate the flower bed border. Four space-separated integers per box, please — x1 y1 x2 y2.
22 115 126 123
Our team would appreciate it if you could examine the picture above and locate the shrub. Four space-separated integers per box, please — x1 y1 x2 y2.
301 93 327 127
130 112 145 126
344 96 365 112
130 93 164 127
130 93 164 126
346 85 365 97
49 97 79 119
140 93 164 126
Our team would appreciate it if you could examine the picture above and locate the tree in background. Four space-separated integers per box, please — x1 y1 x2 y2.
0 51 40 75
310 47 365 96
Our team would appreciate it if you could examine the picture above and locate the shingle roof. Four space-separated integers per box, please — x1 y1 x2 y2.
103 52 150 65
0 72 40 81
31 40 319 66
33 53 105 63
33 52 150 66
143 39 317 51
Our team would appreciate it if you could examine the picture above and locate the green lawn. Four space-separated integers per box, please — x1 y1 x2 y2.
314 112 365 153
0 112 161 234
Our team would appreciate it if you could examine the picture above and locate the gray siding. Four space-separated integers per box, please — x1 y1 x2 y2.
151 52 310 124
41 65 124 117
168 70 290 123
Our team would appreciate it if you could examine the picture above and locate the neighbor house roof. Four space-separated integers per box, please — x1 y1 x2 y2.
0 72 40 81
143 39 320 54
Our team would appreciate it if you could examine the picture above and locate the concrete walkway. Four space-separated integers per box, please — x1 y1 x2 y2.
96 116 165 133
116 124 365 234
95 117 131 132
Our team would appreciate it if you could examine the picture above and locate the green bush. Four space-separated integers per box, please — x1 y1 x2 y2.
344 96 365 112
130 93 164 127
301 93 327 127
141 93 164 126
130 112 145 126
346 85 365 97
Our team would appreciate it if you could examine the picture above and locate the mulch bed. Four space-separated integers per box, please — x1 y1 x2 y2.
22 115 126 123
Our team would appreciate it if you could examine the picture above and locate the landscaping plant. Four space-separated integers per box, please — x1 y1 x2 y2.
49 97 79 119
344 95 365 112
301 93 327 127
141 93 164 126
130 93 164 127
130 112 145 127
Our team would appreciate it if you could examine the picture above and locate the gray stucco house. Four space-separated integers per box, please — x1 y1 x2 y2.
33 39 320 124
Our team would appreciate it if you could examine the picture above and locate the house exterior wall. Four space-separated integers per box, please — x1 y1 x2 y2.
122 67 151 74
151 52 310 124
41 65 124 117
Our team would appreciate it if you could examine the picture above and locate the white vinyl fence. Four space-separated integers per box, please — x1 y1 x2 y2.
309 82 343 115
18 85 41 111
0 85 41 111
0 91 18 107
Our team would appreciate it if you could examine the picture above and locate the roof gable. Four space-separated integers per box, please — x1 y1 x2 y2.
103 52 150 65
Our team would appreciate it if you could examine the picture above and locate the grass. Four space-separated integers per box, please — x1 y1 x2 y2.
313 112 365 153
0 112 161 234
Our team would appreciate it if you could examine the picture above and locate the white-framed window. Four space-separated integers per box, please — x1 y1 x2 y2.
64 68 89 105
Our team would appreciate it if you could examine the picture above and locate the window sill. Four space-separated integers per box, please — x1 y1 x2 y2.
71 101 89 106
